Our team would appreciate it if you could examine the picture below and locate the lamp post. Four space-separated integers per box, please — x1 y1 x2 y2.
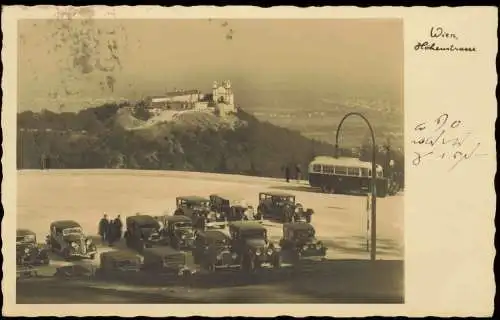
334 112 377 261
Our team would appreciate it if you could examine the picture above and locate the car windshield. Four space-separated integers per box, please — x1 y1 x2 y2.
62 227 83 236
139 223 159 229
233 207 246 214
296 229 314 239
175 222 192 229
242 230 266 240
17 235 35 243
191 201 209 210
275 196 294 205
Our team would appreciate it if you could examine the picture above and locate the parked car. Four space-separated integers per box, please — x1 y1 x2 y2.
174 196 225 230
256 192 314 223
209 194 261 223
46 220 97 260
16 229 50 266
193 230 239 271
54 264 93 279
124 215 168 252
141 246 197 278
162 215 196 250
97 251 142 276
279 222 327 262
228 221 281 272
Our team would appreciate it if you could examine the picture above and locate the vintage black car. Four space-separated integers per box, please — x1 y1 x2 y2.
162 215 196 250
46 220 97 260
125 215 168 252
97 251 142 276
193 230 239 271
16 229 50 266
228 221 281 272
141 246 197 278
209 194 261 223
279 222 327 262
174 196 225 230
256 192 314 223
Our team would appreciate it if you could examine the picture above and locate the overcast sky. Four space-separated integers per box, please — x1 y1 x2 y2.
18 19 403 112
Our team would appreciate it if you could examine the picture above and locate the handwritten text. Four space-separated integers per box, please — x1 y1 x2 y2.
414 26 477 53
411 113 486 171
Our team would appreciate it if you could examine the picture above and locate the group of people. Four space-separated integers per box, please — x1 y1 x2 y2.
98 214 123 246
283 164 302 183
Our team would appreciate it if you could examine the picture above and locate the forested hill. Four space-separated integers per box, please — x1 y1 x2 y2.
17 103 404 179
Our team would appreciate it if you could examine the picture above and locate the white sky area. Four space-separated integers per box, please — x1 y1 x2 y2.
18 19 403 113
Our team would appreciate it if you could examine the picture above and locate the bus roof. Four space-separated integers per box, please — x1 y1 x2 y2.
309 156 383 171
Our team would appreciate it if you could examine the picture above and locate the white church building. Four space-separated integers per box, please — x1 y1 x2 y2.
145 80 237 117
212 80 236 116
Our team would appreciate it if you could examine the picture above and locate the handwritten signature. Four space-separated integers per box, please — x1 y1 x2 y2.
414 26 477 53
411 113 486 171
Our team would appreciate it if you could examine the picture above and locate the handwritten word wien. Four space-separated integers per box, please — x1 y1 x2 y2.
411 113 485 171
414 26 477 53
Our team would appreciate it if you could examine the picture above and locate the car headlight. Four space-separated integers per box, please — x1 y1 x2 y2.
255 250 261 256
86 239 92 246
231 253 238 259
181 234 186 240
267 248 273 255
302 245 308 251
71 242 78 248
24 247 30 254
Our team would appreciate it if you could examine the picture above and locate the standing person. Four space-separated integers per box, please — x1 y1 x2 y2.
295 164 302 182
98 214 109 243
114 215 123 241
107 219 117 247
285 165 290 183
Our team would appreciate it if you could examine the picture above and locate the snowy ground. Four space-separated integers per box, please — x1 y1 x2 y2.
16 169 404 303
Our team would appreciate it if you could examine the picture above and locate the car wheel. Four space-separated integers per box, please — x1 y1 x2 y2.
207 263 216 273
272 255 282 268
62 248 70 261
248 257 256 273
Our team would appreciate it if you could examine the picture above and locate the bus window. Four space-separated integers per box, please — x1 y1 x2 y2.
334 166 347 175
347 167 360 176
312 164 321 172
361 168 369 177
323 165 334 174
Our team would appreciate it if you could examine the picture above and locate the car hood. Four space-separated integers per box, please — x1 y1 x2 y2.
245 238 267 249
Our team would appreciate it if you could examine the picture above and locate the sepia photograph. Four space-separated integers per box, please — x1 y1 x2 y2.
14 15 406 304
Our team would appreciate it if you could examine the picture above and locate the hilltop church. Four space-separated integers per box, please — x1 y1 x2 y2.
145 80 236 117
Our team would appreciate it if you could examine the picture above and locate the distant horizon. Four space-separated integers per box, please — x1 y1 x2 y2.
18 19 403 112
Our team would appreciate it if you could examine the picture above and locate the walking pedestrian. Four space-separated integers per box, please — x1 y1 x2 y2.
285 165 290 183
98 214 109 243
114 215 123 241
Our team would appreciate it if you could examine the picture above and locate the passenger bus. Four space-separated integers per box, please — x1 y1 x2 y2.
307 156 390 197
